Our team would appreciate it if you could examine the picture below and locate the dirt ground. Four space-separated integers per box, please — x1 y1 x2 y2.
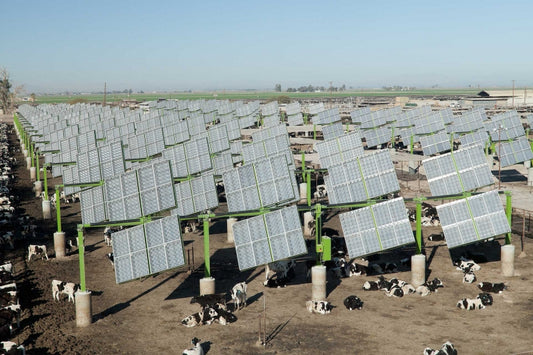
2 116 533 355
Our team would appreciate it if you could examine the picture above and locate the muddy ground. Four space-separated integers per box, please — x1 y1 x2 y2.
1 116 533 355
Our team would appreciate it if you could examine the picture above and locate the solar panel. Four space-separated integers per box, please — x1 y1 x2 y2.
242 134 293 168
315 130 364 169
362 126 392 148
251 124 288 142
339 197 413 258
322 122 345 141
326 150 399 204
285 102 301 116
161 138 212 178
98 141 125 180
436 190 511 248
239 113 258 129
261 101 279 117
420 131 451 155
360 110 388 129
212 151 234 176
307 103 325 115
485 111 525 141
105 170 142 221
233 205 306 271
113 225 150 283
350 107 372 124
137 161 176 216
423 144 494 196
314 108 341 125
287 112 304 126
262 114 281 127
459 130 490 148
497 136 533 167
223 155 298 212
173 173 218 216
447 108 486 133
162 119 190 146
206 124 230 153
80 185 107 224
144 216 185 274
414 111 447 134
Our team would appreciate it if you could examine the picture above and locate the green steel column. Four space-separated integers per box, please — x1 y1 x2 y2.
313 125 317 140
304 113 308 125
415 199 423 254
315 203 322 265
529 138 533 165
77 226 87 291
36 153 40 181
306 172 311 206
30 143 35 167
410 136 414 155
43 165 49 200
505 191 512 245
56 188 62 232
203 217 210 278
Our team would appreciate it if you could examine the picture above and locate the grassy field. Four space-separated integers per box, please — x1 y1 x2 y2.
29 88 485 104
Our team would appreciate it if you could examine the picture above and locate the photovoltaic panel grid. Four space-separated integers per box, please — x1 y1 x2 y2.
414 112 447 134
242 134 293 168
113 216 185 283
105 170 143 221
162 119 190 146
436 190 511 248
313 108 341 125
322 122 345 141
397 126 419 145
212 151 234 176
360 110 388 129
447 108 486 134
172 173 218 216
315 131 364 169
251 124 288 142
98 141 126 180
287 112 304 126
261 101 279 117
325 150 399 204
362 126 392 148
423 144 494 196
339 197 414 258
350 107 372 124
485 112 525 141
137 161 176 216
497 136 533 168
285 102 301 116
206 124 230 153
232 205 306 271
262 114 281 127
420 131 451 156
80 185 107 224
161 138 212 178
307 103 324 115
223 155 298 212
459 130 490 149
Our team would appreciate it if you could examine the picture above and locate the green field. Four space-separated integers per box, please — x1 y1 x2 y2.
29 88 485 104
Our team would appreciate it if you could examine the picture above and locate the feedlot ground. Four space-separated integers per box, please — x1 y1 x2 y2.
1 119 532 355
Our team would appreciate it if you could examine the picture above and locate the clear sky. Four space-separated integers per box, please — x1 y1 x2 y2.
1 0 532 93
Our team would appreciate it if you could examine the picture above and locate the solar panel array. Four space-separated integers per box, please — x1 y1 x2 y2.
233 205 306 271
161 138 212 178
242 134 292 167
315 131 364 169
459 130 490 148
285 102 303 126
350 107 372 124
447 108 486 133
172 173 218 216
419 131 451 156
485 111 525 141
261 101 279 117
339 198 413 258
313 108 341 125
436 190 511 248
223 155 298 212
307 103 325 115
423 144 494 196
113 215 185 283
497 136 533 167
322 122 345 141
325 150 399 204
362 126 392 148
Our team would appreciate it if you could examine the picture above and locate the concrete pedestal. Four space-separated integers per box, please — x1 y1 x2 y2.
226 218 237 243
21 143 25 151
23 149 28 158
26 157 31 170
29 167 36 181
528 168 533 187
303 212 314 237
75 291 92 327
34 181 42 197
501 244 515 277
54 231 66 258
199 277 215 295
524 160 531 168
42 200 51 220
299 183 307 201
411 254 426 287
311 265 327 301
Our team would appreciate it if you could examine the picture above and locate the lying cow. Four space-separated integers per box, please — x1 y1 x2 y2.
424 341 457 355
230 282 247 311
478 282 507 293
343 295 363 310
0 304 21 328
0 291 18 307
463 271 476 284
0 262 13 275
0 341 25 355
0 271 13 285
182 337 204 355
306 300 333 315
190 293 227 310
454 258 480 273
52 280 79 303
28 245 48 261
264 276 289 288
457 292 493 310
181 305 236 327
265 260 296 282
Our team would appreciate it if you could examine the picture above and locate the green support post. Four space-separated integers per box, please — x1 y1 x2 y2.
415 198 423 254
410 136 414 155
36 152 40 181
529 138 533 165
306 172 311 206
77 226 87 291
56 188 62 232
304 113 308 125
30 143 35 167
313 125 317 140
203 216 210 278
505 191 512 245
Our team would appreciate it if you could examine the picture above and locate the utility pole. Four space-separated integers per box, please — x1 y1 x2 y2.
103 82 107 107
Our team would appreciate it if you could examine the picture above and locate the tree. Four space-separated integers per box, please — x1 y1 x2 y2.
274 83 281 92
30 93 36 102
0 68 12 114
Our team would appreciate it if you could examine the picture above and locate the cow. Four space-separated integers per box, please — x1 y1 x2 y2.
52 280 79 303
424 341 457 355
428 233 445 241
385 284 404 298
313 185 327 199
416 278 444 296
344 261 367 277
190 293 227 310
477 292 493 306
454 258 480 273
0 283 16 292
27 244 48 261
265 260 296 282
0 271 13 285
181 308 220 327
0 291 18 307
463 271 476 284
230 282 247 311
1 304 20 328
457 297 485 310
264 276 289 288
343 295 363 310
214 306 237 325
478 282 507 293
306 300 333 315
106 253 114 268
182 337 204 355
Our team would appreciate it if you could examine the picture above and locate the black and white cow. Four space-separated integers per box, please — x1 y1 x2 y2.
428 233 445 241
457 297 485 310
0 290 18 307
265 260 296 282
28 244 48 261
306 300 333 315
424 341 457 355
477 292 493 306
1 304 21 328
182 337 204 355
230 282 247 311
416 278 444 296
343 295 363 310
463 271 476 284
190 293 227 310
264 276 290 288
478 282 507 293
0 262 13 275
0 271 13 285
106 253 114 268
454 258 480 273
51 280 79 303
313 185 327 199
0 341 25 355
344 261 367 277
